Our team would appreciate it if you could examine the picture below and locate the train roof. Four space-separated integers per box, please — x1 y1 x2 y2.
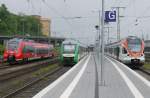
105 36 142 47
127 36 141 40
62 39 78 45
8 38 23 42
105 40 121 47
62 39 87 48
8 38 54 46
8 38 35 42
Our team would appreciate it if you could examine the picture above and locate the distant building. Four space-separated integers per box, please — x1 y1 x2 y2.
32 15 51 37
32 15 41 20
40 18 51 37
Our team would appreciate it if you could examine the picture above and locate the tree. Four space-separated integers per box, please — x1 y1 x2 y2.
0 4 43 36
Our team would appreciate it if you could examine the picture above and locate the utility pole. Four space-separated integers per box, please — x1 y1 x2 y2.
37 23 40 42
142 32 144 41
112 7 125 41
21 18 25 38
100 0 105 85
104 26 112 44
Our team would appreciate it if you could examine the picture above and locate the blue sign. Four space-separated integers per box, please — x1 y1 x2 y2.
105 11 116 22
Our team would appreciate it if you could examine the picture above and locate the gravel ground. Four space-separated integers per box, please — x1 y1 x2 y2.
0 63 62 98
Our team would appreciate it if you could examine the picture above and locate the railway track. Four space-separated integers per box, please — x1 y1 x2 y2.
135 68 150 81
0 57 57 70
107 55 150 81
0 58 59 81
0 63 9 69
139 68 150 75
2 66 71 98
0 65 9 69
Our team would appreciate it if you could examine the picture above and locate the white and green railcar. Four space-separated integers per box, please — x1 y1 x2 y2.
60 40 87 65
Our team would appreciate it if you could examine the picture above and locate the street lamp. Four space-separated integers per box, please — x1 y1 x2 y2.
100 0 105 86
95 25 100 40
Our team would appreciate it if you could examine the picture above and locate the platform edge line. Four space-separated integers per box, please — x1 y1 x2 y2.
33 55 89 98
108 56 150 87
106 57 144 98
59 55 91 98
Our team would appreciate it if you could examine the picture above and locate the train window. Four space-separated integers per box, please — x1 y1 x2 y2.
116 47 120 57
144 47 150 52
63 44 76 53
122 48 127 54
128 38 141 52
36 48 48 54
23 45 34 53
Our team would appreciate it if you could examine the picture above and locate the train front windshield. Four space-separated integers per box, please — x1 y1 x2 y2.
7 39 20 51
63 44 76 53
128 38 142 52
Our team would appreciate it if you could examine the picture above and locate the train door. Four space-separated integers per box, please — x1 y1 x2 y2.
116 47 120 60
120 47 127 62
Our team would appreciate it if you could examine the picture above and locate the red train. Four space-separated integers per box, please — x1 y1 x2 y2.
3 38 54 64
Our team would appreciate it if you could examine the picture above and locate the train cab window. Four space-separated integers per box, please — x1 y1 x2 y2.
122 48 127 54
63 44 76 53
7 41 19 51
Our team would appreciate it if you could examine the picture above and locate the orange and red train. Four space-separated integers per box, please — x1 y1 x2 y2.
105 36 145 68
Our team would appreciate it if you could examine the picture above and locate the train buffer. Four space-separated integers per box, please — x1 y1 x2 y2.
33 53 150 98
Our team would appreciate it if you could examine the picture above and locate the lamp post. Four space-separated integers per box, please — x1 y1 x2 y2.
100 0 105 86
95 25 99 40
95 25 100 53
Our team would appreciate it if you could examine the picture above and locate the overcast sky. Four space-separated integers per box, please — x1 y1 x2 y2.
0 0 150 44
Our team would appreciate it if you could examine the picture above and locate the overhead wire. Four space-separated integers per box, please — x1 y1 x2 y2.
137 0 150 18
41 0 73 31
26 0 38 15
27 0 30 14
30 0 36 14
41 0 93 41
25 0 75 38
122 0 137 28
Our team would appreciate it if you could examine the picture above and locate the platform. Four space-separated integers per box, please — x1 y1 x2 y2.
33 53 150 98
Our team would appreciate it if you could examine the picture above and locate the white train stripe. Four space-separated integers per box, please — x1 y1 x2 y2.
60 55 91 98
106 57 144 98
